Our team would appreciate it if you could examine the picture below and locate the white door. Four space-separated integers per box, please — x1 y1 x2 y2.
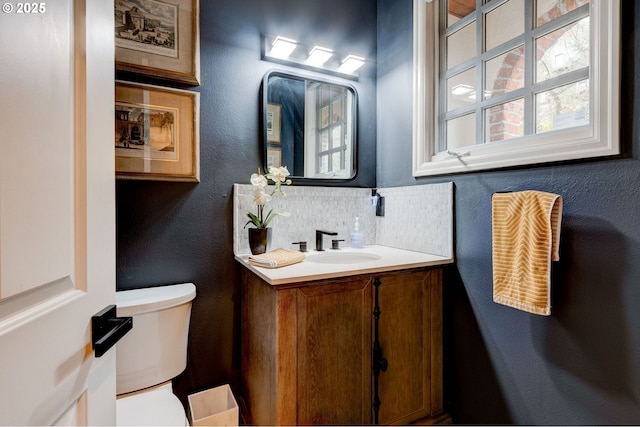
0 0 116 425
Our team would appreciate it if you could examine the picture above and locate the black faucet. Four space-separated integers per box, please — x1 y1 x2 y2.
315 230 338 251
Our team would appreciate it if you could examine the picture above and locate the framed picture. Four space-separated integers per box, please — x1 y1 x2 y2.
266 102 282 144
267 147 282 168
115 81 200 182
114 0 200 86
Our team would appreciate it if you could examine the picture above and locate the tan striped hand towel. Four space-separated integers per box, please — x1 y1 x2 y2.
492 190 563 316
248 248 305 268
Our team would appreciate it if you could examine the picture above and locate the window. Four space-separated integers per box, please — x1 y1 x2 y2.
305 82 353 177
316 84 348 174
412 0 620 176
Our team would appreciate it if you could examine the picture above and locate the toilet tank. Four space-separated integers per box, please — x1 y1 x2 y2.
115 283 196 395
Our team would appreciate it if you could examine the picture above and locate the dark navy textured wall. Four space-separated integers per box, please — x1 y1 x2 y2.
377 0 640 424
117 0 640 423
116 0 376 405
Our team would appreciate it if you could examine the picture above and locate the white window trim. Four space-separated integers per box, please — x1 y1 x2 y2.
412 0 621 177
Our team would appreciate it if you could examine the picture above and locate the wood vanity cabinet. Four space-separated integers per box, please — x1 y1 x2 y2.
240 267 448 426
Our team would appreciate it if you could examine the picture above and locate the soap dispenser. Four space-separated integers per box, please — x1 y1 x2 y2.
350 217 364 248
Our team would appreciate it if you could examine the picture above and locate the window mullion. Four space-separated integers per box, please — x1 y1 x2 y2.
438 0 447 153
476 0 484 145
316 87 322 173
523 0 535 136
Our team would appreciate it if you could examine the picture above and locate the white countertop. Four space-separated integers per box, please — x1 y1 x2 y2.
235 245 454 285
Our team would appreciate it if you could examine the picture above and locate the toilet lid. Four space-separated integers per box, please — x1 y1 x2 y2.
117 387 188 426
116 283 196 316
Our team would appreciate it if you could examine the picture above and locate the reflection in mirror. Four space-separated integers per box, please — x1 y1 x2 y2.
263 71 357 179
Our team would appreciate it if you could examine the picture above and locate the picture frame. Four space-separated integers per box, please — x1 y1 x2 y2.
266 102 282 144
266 147 282 168
114 0 200 86
115 81 200 182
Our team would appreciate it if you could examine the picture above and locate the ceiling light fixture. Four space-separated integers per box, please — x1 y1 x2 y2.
338 55 366 74
270 36 298 59
307 46 334 66
451 84 474 96
262 35 366 79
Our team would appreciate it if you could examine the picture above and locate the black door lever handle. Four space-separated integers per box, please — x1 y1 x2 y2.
91 305 132 357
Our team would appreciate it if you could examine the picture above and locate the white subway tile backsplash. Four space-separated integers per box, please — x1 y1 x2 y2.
376 183 453 256
233 182 453 258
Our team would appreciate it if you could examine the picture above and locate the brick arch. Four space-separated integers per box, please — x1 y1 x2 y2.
487 0 589 142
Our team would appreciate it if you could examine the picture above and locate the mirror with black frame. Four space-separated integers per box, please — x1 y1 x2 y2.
263 71 357 179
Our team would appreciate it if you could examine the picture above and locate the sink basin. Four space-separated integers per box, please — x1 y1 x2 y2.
306 252 382 264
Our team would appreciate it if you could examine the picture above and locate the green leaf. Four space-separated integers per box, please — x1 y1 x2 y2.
262 209 291 228
244 212 263 229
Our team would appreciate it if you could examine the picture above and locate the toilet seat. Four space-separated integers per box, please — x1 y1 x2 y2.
117 383 188 426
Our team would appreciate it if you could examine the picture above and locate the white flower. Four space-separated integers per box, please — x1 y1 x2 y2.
253 188 272 206
245 166 293 229
267 166 290 183
251 173 268 188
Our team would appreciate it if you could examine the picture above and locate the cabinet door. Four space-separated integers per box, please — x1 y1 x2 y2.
377 269 443 425
296 278 373 425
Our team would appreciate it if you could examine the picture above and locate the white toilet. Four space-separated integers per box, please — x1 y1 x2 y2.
115 282 197 426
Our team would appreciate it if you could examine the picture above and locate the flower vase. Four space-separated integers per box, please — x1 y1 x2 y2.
248 227 272 255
